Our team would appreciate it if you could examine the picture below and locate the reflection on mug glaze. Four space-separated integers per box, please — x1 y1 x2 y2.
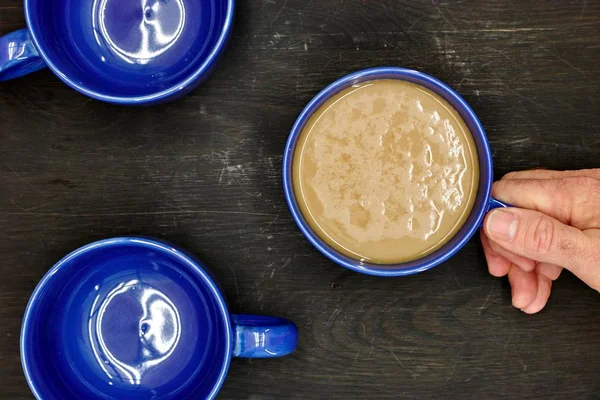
89 280 181 385
92 0 186 64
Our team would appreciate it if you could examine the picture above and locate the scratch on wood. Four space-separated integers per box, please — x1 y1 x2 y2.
508 137 531 145
244 28 556 40
10 199 56 213
226 262 241 308
580 0 587 19
431 0 456 30
5 164 33 187
551 51 588 78
5 210 279 217
367 344 375 358
262 262 275 278
444 362 458 385
407 15 426 34
268 257 293 279
475 27 556 32
389 350 413 376
325 308 341 327
359 321 367 339
487 47 518 66
479 279 496 314
272 0 289 23
9 199 25 212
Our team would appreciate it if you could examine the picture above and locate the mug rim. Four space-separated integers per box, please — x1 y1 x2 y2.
282 67 493 277
23 0 235 105
20 237 233 400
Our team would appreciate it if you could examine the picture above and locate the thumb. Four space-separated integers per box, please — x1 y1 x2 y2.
484 208 600 291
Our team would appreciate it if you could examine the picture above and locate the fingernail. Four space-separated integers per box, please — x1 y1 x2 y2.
486 209 518 242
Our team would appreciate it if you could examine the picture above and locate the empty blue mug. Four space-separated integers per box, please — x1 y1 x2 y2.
0 0 234 105
21 237 298 399
283 67 507 277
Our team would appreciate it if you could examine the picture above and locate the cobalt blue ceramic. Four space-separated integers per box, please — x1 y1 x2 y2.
21 237 298 399
283 67 507 277
0 0 234 105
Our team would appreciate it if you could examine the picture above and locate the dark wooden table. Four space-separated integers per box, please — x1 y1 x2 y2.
1 1 599 399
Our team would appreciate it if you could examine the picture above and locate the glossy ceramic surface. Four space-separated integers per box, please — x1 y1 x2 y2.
0 29 46 81
283 67 506 277
21 238 298 400
0 0 234 104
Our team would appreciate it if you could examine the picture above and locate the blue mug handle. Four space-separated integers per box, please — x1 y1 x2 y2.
0 29 47 81
480 198 510 228
232 314 298 358
489 197 510 211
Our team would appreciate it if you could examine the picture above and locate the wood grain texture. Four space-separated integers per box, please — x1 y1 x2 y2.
1 0 599 398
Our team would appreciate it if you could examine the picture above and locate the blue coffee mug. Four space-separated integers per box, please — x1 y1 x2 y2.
0 0 234 105
21 237 298 399
283 67 507 277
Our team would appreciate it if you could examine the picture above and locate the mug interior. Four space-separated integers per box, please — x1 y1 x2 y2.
25 0 233 102
283 68 493 276
21 238 231 399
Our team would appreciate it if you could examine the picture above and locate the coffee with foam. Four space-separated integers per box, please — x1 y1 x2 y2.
292 79 479 264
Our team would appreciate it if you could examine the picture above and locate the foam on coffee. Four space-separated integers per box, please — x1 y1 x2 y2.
293 79 479 264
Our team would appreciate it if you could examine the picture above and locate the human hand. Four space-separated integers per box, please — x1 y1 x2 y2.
480 169 600 314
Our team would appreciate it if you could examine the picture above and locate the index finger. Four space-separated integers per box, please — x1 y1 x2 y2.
501 168 600 181
492 178 571 224
491 176 600 228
